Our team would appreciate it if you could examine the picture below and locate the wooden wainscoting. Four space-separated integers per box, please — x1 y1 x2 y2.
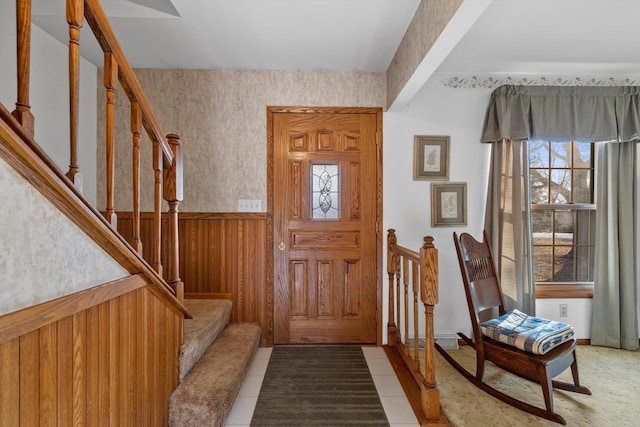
0 275 183 426
117 212 269 345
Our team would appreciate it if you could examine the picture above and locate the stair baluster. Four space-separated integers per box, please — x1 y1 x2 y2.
65 0 83 186
12 0 34 137
104 52 118 227
131 101 143 255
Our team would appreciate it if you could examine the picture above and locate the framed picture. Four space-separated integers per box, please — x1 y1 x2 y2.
431 182 467 226
413 135 450 180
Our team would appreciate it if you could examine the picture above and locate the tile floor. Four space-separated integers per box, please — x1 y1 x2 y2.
225 346 420 427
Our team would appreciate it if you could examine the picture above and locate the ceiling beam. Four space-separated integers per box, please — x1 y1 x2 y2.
387 0 494 112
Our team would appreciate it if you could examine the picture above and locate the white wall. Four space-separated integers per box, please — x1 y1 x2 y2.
383 75 492 340
537 299 592 338
0 157 128 317
0 2 18 109
0 6 98 206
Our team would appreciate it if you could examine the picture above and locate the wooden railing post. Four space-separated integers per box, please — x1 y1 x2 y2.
420 235 440 420
13 0 35 137
65 0 83 187
164 134 183 301
131 101 142 255
386 229 398 345
104 52 118 227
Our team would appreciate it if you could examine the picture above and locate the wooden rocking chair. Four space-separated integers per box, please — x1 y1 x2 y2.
435 230 591 425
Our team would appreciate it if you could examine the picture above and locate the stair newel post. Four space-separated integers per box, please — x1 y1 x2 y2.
152 138 163 277
163 134 183 301
386 229 398 346
65 0 83 187
104 52 118 227
420 235 440 420
131 101 142 255
13 0 35 137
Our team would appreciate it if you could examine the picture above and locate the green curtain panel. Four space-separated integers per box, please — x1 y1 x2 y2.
592 142 639 350
484 139 535 315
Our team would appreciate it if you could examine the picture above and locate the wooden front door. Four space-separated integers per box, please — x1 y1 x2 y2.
271 108 381 344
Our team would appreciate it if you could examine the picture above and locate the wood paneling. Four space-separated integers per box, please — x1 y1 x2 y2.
0 337 19 427
0 283 182 426
117 212 269 345
0 274 150 343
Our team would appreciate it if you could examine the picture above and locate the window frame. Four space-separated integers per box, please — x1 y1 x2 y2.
529 141 596 299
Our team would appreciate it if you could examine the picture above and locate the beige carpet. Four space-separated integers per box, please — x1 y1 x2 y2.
431 345 639 426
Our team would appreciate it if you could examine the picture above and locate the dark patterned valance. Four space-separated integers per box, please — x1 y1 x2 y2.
481 85 640 143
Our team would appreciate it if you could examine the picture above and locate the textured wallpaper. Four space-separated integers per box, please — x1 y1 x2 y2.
97 69 386 212
386 0 463 108
0 157 128 316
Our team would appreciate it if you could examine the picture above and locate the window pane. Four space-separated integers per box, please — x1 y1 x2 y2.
553 246 574 281
532 210 552 245
555 210 574 236
534 246 553 282
549 169 571 203
530 169 549 204
576 246 594 281
311 164 339 219
529 140 549 168
550 142 571 168
572 170 592 203
576 210 595 245
573 142 592 168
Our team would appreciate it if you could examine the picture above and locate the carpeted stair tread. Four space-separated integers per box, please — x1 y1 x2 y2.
179 299 233 381
169 322 262 427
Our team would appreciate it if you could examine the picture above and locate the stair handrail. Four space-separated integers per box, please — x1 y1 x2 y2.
386 229 440 423
11 0 184 301
83 0 174 164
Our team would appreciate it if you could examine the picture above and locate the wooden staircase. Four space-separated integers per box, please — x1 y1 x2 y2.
1 0 261 425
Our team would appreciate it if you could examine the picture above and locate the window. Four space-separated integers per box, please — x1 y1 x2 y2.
529 141 596 298
311 163 339 219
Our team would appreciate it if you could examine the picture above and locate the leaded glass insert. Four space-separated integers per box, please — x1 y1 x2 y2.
312 164 339 219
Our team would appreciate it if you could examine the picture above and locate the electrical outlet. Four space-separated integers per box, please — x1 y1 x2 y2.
559 304 568 317
237 199 262 212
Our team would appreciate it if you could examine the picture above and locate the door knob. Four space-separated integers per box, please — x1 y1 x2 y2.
278 242 286 251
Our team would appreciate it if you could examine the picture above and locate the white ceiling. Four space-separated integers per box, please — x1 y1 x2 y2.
31 0 640 95
438 0 640 76
32 0 421 71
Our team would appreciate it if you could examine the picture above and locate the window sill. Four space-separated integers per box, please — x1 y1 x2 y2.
535 283 593 299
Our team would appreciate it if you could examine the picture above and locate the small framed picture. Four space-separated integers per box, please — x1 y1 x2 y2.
431 182 467 226
413 135 450 180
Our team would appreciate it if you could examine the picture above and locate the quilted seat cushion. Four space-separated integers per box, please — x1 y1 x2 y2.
480 309 575 355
